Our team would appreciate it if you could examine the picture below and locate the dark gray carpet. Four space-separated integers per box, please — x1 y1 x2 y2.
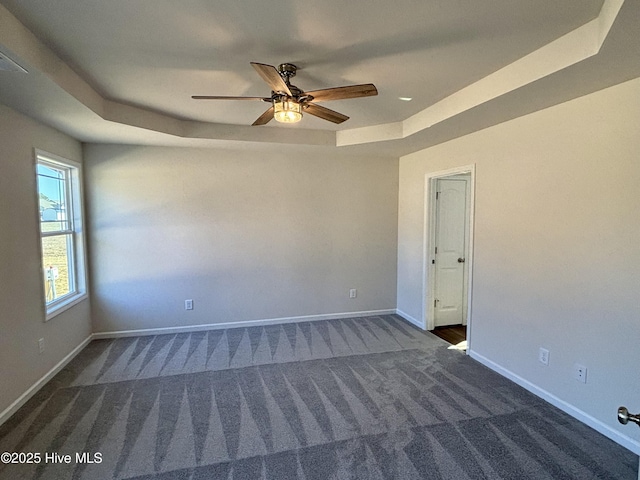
0 315 636 479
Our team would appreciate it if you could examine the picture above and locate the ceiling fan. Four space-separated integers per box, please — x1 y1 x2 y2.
192 62 378 126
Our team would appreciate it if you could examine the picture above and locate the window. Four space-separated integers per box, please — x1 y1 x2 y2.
36 150 87 319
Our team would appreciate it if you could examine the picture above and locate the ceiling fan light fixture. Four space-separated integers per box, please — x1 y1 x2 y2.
273 98 302 123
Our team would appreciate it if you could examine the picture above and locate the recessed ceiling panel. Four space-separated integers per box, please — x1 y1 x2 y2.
1 0 603 128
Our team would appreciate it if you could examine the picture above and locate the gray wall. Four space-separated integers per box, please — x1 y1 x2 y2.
0 104 91 416
84 145 398 333
397 78 640 451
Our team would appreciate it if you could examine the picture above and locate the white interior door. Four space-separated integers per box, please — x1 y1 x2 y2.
433 178 468 327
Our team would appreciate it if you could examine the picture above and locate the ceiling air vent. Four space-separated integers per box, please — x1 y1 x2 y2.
0 51 28 73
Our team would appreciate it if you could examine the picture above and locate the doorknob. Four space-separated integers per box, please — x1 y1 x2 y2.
617 406 640 427
457 258 465 263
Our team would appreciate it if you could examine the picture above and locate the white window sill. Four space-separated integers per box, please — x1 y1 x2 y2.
45 293 88 322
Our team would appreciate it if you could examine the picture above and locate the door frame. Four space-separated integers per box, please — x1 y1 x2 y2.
423 165 476 348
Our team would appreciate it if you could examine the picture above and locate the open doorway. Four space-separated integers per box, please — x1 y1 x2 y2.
425 166 475 351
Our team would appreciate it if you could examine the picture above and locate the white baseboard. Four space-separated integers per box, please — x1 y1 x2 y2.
92 309 397 339
395 309 426 330
469 350 640 456
0 335 93 427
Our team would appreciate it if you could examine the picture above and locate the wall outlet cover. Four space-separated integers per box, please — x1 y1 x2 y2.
574 363 587 383
538 347 549 365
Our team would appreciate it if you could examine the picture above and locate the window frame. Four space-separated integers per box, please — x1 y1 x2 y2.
35 149 88 321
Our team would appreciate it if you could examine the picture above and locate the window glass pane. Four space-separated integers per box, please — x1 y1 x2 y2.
37 164 70 232
42 234 73 303
36 152 85 317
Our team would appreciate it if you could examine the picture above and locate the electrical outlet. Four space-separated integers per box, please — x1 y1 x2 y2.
38 338 45 354
349 289 357 299
538 347 549 365
185 299 194 310
574 363 587 383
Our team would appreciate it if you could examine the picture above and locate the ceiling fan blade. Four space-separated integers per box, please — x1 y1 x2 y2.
192 95 270 101
250 62 292 96
304 103 349 124
252 106 275 126
305 84 378 102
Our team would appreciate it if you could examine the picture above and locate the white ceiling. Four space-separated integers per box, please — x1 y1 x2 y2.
0 0 638 156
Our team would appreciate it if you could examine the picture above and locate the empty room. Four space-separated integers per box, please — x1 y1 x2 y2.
0 0 639 479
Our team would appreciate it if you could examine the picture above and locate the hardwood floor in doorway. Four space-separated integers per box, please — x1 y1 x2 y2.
430 324 466 346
